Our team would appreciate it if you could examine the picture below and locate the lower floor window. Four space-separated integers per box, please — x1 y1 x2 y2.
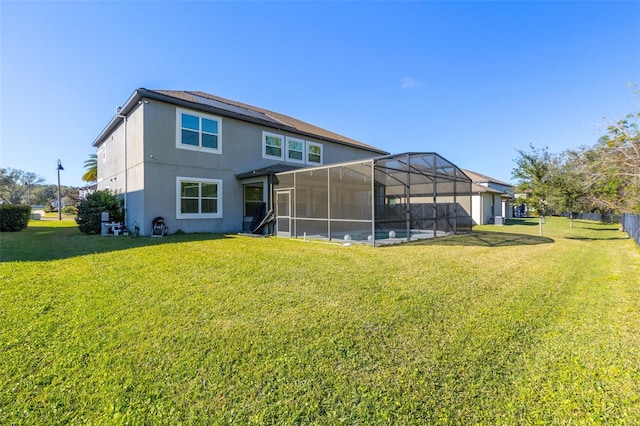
177 177 222 218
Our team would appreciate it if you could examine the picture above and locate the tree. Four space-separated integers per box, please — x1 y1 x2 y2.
550 149 590 228
584 113 640 213
62 186 80 208
0 168 20 203
82 153 98 183
512 145 554 236
30 185 58 206
0 168 45 205
20 172 45 205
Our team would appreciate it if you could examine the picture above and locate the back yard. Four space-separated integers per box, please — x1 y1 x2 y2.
1 217 638 424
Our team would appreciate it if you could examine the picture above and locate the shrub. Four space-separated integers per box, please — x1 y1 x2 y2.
62 205 78 215
0 205 31 232
75 190 123 234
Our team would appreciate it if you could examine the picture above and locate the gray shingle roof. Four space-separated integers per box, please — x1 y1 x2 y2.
93 88 389 155
471 183 506 194
462 169 513 187
150 89 387 154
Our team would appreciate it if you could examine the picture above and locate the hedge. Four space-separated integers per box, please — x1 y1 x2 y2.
0 205 31 232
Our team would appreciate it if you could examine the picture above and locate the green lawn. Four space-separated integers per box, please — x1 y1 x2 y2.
1 217 639 424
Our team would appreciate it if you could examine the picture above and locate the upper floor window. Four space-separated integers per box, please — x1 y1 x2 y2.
176 177 222 219
262 131 323 165
286 136 305 164
262 131 284 160
176 108 221 154
307 141 323 165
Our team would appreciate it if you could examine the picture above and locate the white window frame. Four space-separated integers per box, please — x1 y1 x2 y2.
306 141 323 165
285 136 306 164
175 108 222 154
262 131 284 160
176 177 223 219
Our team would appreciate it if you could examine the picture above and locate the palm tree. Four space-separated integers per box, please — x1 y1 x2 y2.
82 153 97 183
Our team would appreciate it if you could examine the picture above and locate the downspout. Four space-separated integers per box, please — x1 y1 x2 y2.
469 186 472 230
116 108 128 229
268 175 272 235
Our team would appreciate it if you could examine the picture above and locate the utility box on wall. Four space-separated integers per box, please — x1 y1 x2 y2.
101 211 109 235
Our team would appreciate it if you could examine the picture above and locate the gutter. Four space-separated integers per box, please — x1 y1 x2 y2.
92 90 144 147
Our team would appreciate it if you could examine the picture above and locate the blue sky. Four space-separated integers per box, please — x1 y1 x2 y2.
2 1 639 187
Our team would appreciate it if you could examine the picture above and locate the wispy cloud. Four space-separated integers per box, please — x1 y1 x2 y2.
401 77 421 89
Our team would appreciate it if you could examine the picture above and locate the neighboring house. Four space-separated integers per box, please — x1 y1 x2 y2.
463 169 515 225
92 88 388 236
79 184 97 200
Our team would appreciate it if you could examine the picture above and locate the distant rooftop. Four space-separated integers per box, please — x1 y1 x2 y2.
462 169 513 187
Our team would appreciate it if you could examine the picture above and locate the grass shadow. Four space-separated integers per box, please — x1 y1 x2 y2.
503 218 540 226
405 231 554 247
1 224 234 262
565 236 629 241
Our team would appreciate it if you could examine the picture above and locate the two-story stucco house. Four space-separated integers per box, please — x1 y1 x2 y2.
463 169 515 225
92 88 388 236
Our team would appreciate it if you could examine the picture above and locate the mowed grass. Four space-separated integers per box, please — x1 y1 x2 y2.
1 218 639 424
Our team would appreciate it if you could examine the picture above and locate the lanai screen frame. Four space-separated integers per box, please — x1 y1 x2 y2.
273 152 472 245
